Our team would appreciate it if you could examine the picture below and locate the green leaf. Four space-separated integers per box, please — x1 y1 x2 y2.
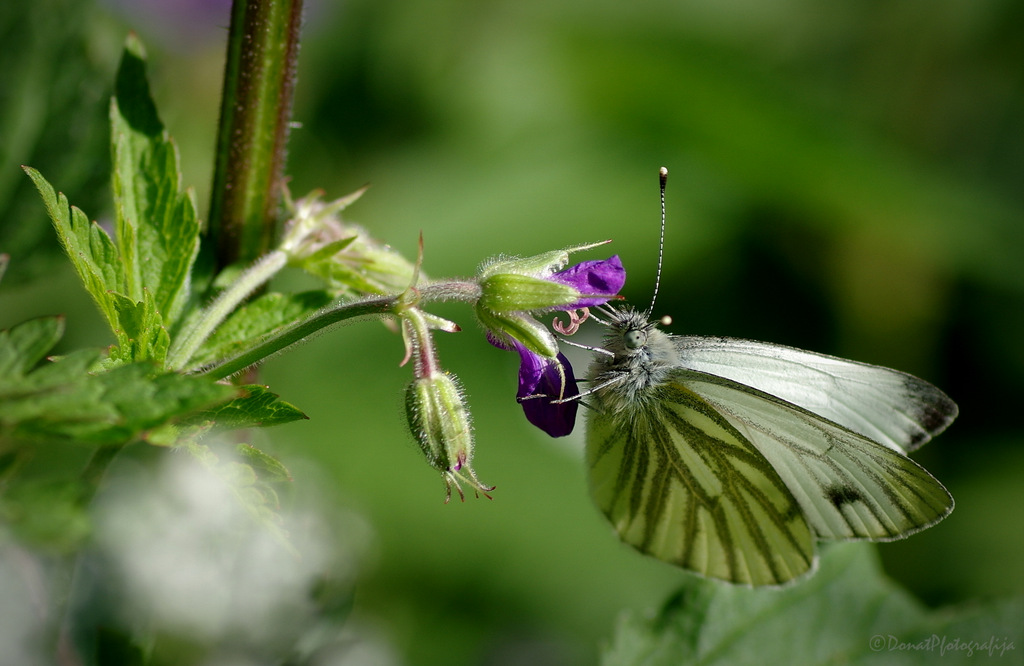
186 384 308 428
106 290 171 365
235 443 293 485
189 290 334 369
602 543 1024 666
110 34 200 327
22 167 124 328
0 315 63 377
0 318 237 447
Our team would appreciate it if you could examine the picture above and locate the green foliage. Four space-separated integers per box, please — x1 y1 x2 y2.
22 167 125 330
0 1 112 282
22 35 201 366
187 384 308 429
0 314 235 553
5 34 330 561
110 34 200 328
603 543 1023 666
0 315 236 446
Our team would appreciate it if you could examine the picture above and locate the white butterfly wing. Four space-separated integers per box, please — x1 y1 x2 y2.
586 383 816 586
674 336 958 453
675 369 954 541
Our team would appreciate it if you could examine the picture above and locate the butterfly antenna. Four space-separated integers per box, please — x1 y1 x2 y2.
647 167 668 315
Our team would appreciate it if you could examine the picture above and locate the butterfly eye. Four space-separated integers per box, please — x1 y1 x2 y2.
624 330 646 350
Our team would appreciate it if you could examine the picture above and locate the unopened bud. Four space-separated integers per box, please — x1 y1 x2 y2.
404 372 493 502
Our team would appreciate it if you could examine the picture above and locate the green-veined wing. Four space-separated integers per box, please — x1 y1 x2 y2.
676 369 954 541
586 381 816 586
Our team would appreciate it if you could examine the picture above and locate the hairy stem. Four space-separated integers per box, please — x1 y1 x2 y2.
198 281 483 378
199 295 396 378
208 0 304 270
167 250 289 371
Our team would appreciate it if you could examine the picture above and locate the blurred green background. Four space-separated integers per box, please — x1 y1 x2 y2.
1 0 1022 663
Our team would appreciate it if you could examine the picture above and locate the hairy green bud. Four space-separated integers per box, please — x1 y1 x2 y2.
404 372 493 502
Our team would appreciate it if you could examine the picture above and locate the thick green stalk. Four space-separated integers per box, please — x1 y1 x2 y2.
208 0 304 270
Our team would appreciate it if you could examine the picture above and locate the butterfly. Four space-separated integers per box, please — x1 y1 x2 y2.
577 168 956 586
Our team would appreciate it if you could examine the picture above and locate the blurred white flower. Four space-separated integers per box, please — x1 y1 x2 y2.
92 451 370 649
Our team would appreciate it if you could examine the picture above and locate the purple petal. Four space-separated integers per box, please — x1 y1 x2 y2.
549 255 625 308
513 344 579 437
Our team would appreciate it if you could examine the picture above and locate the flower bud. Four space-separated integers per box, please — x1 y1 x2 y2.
404 372 492 502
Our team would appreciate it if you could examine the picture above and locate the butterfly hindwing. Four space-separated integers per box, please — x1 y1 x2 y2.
675 368 954 541
586 382 816 586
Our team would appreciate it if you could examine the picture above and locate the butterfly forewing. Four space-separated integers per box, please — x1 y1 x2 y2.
587 384 815 586
676 369 954 541
674 337 958 453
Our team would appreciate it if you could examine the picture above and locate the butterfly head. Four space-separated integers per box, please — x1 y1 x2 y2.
595 306 673 362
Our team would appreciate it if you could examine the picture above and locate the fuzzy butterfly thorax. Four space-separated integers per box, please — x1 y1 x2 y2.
587 307 680 416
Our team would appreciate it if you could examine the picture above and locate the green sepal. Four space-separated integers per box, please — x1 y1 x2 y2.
478 249 569 280
301 235 357 265
478 272 580 312
474 305 559 358
477 241 609 280
405 372 474 474
298 231 418 295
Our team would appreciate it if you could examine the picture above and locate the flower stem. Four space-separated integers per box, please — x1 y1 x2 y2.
197 281 482 378
208 0 304 271
167 249 289 371
199 294 396 378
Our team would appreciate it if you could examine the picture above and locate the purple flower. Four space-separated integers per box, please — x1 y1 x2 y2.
548 256 626 308
505 339 580 437
478 253 626 437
